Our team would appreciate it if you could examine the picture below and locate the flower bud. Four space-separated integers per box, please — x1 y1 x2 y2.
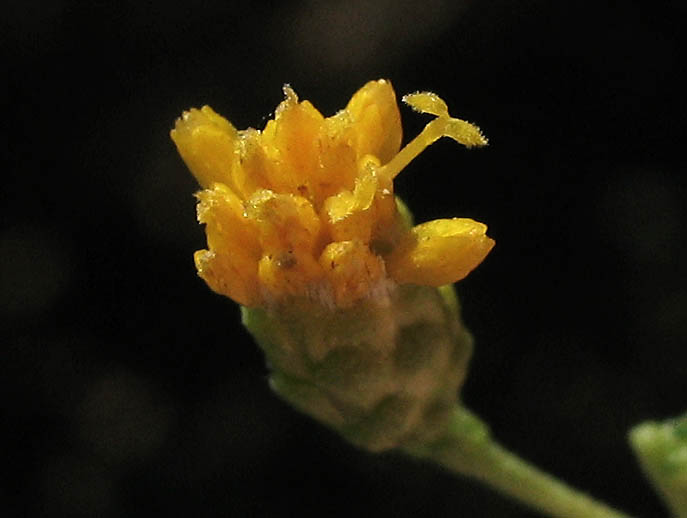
172 80 493 451
630 412 687 517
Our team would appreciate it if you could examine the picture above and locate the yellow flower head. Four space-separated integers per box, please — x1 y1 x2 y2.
171 80 494 308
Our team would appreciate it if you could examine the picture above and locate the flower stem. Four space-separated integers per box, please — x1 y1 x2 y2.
404 406 634 518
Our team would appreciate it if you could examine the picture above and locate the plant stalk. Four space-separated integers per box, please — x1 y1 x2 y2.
404 406 634 518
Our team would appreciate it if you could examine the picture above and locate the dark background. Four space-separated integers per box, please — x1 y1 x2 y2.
4 1 686 516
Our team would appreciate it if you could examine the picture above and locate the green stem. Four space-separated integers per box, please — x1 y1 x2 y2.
404 406 634 518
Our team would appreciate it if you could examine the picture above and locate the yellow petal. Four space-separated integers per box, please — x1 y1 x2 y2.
171 106 239 189
319 241 385 307
386 219 494 286
258 252 324 300
345 79 402 164
261 86 326 198
194 184 262 305
245 190 322 257
196 184 259 256
195 249 260 307
367 162 397 242
321 164 378 243
231 128 275 198
315 118 359 202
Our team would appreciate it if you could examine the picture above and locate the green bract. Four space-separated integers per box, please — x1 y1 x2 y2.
242 284 473 452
